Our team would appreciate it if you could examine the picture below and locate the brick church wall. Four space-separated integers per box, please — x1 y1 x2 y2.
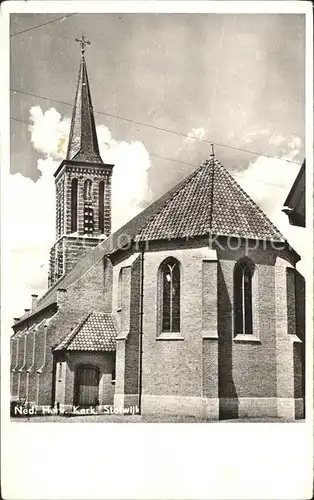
124 256 141 396
49 236 103 287
12 256 107 407
141 246 205 399
112 252 141 409
217 252 277 419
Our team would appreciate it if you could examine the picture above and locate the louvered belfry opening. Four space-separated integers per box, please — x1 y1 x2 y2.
98 181 105 233
71 178 78 232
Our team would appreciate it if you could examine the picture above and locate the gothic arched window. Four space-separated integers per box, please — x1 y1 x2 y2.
234 258 254 335
159 257 181 333
84 179 92 200
98 181 105 233
71 178 78 232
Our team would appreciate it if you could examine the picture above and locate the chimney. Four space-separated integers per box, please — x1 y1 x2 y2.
57 288 67 308
31 294 39 309
24 309 30 313
13 318 20 325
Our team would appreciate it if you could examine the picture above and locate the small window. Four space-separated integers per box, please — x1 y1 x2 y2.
159 257 181 333
234 258 254 335
58 362 62 382
111 367 116 383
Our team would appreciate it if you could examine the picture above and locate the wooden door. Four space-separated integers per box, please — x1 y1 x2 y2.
76 366 99 406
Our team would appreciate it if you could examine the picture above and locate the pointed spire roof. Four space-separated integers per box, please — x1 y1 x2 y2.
66 37 103 163
134 155 286 242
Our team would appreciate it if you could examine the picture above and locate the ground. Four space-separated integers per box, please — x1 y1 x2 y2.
11 415 304 423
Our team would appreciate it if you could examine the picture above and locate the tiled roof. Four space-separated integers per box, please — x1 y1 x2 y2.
15 154 298 327
55 312 117 352
135 157 285 242
66 55 103 164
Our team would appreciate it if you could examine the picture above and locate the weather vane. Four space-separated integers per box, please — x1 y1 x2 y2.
75 35 91 56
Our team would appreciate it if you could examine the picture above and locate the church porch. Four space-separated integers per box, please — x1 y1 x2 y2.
53 312 117 412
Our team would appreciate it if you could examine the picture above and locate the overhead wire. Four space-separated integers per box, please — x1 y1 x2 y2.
10 116 293 189
10 14 76 37
10 88 302 166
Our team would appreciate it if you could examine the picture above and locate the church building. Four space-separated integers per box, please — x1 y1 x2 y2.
10 39 305 421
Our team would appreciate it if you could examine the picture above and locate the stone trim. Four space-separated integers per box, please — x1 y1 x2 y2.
233 334 261 344
141 395 219 419
277 397 304 420
220 397 277 418
202 332 219 339
156 333 184 341
289 334 302 344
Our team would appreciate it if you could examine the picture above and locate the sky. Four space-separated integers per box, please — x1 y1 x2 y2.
8 12 306 330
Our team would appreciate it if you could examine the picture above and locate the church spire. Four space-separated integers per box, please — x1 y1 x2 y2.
66 36 103 163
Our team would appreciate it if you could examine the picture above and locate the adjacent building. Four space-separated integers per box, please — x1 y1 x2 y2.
282 159 306 227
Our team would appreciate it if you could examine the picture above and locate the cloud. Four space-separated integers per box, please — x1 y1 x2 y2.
7 157 57 332
97 125 152 230
187 127 207 141
243 128 270 144
235 137 307 275
269 134 285 147
6 105 151 330
28 106 70 159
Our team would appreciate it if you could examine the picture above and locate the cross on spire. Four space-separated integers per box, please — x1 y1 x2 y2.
75 35 91 56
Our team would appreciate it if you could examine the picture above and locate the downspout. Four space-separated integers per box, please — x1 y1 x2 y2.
138 243 145 414
36 325 47 405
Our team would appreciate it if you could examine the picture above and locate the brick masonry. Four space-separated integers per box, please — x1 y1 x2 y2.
55 352 115 407
11 237 305 419
49 161 113 287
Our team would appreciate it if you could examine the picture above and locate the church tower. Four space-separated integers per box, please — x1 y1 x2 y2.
48 36 114 287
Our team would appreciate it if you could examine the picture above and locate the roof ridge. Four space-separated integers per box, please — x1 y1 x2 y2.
214 159 286 242
37 275 64 305
208 155 215 234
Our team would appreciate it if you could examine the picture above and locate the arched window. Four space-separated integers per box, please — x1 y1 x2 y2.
234 258 254 335
84 179 92 200
98 181 105 233
71 178 78 232
159 257 181 333
83 179 94 233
